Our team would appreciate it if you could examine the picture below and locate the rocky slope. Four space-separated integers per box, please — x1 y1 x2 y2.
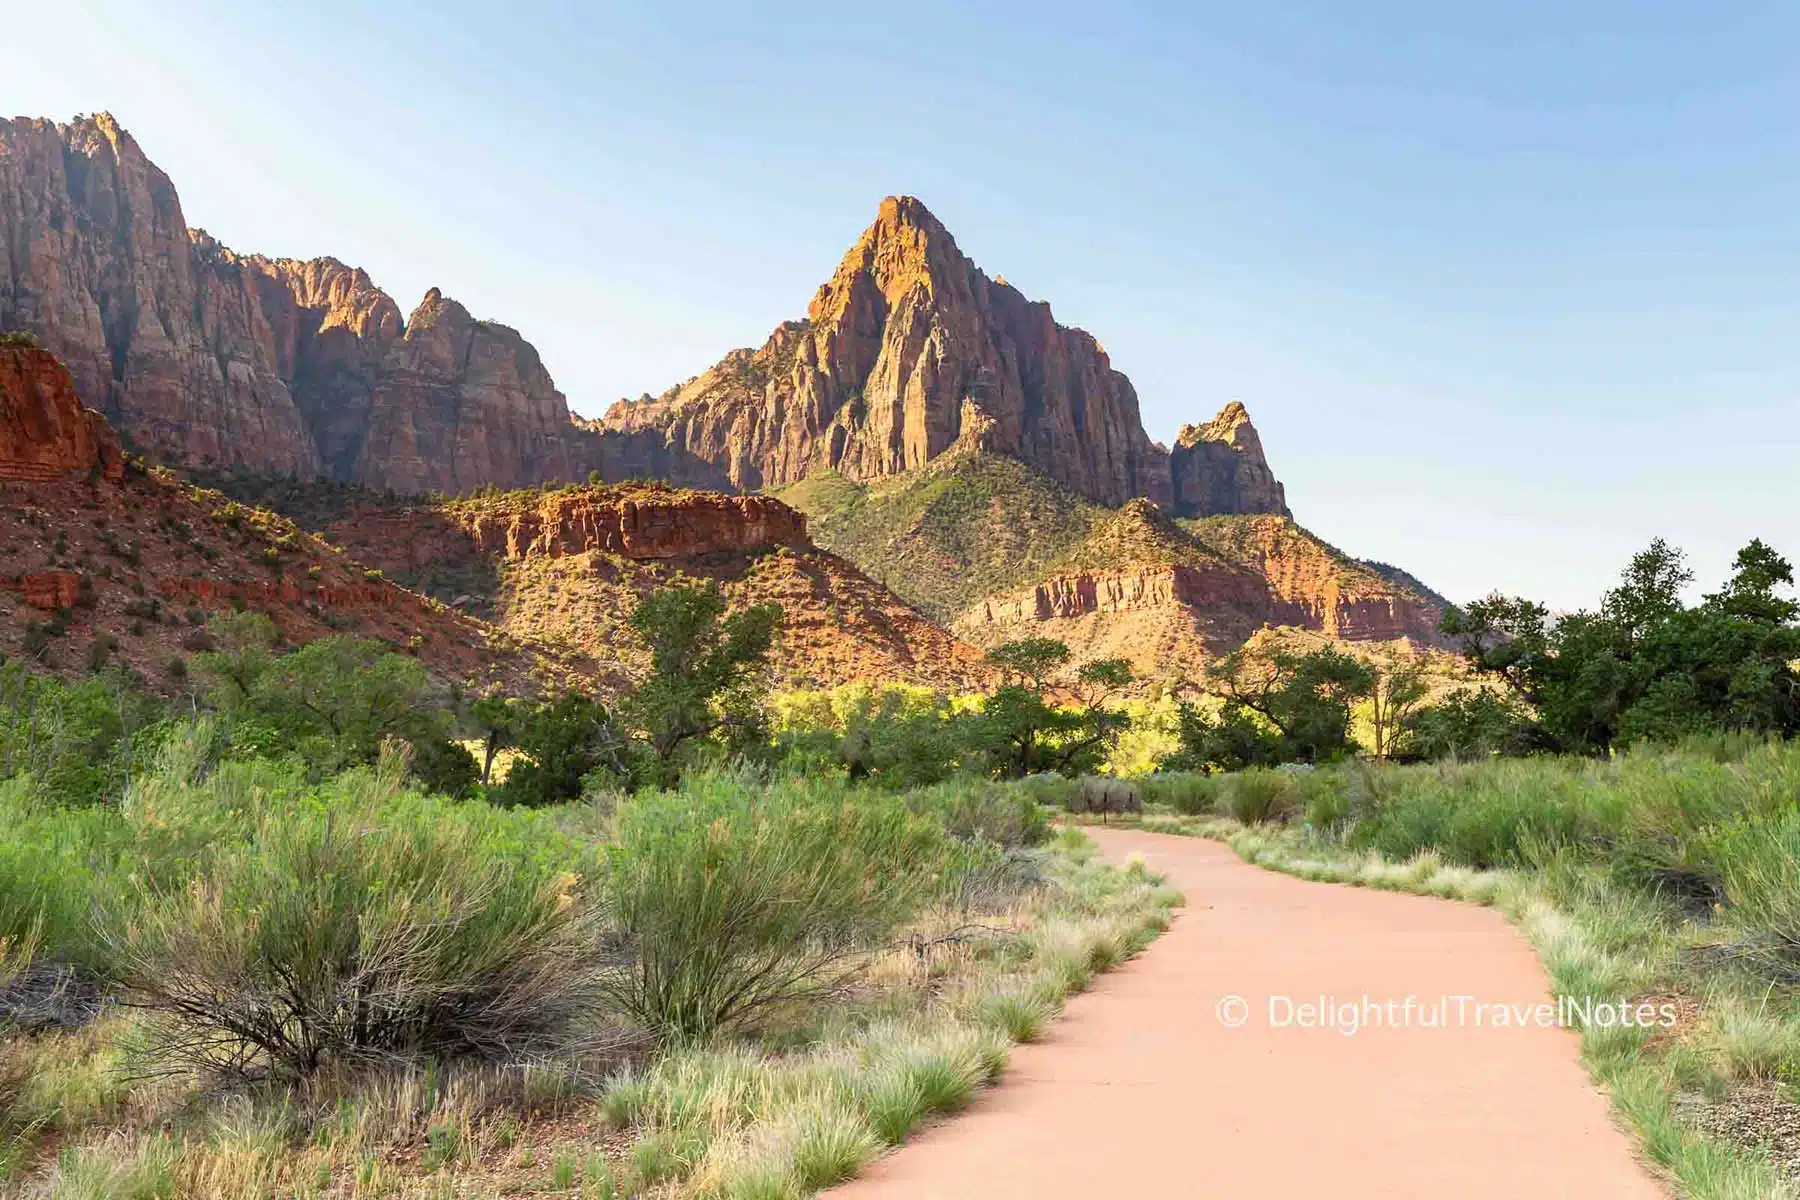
284 482 994 694
0 346 580 690
946 494 1446 683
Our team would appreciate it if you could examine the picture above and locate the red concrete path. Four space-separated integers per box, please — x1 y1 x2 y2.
829 828 1666 1199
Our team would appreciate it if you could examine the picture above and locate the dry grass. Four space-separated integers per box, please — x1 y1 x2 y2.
0 829 1175 1199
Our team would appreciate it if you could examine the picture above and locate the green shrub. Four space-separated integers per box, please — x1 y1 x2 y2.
595 774 945 1041
110 765 597 1079
1346 758 1602 868
1013 772 1078 809
911 779 1049 849
1217 768 1298 824
0 331 41 350
1140 772 1218 815
1295 767 1354 831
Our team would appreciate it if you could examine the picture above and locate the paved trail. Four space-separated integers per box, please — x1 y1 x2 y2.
830 828 1666 1199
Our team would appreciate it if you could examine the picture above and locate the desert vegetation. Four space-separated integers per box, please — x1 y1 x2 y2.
0 576 1179 1198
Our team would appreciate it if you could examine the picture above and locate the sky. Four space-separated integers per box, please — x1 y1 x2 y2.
5 0 1797 610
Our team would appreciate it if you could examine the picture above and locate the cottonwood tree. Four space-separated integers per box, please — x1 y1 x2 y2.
1366 660 1430 760
1443 538 1800 753
619 582 782 784
977 640 1134 777
1171 644 1375 769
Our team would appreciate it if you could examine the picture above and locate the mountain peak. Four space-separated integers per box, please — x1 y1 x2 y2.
1169 401 1289 519
1177 400 1257 449
872 194 951 240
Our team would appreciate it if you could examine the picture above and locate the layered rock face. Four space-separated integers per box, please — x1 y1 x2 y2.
0 346 123 481
454 486 810 561
0 114 599 491
954 502 1445 677
605 197 1178 506
1169 401 1289 518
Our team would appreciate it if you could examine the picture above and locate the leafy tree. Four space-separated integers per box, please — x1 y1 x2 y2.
198 628 448 776
1445 538 1800 753
407 736 480 799
1402 689 1538 760
1200 645 1375 764
1366 660 1430 760
975 640 1132 778
618 582 781 785
1162 702 1284 774
985 638 1072 692
497 693 623 808
468 690 522 787
821 687 976 788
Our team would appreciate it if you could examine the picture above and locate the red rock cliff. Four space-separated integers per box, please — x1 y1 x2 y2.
605 196 1177 507
0 346 123 481
454 487 811 561
0 115 599 492
1 116 1292 520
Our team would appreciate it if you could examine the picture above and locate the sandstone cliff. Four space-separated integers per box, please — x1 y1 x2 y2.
0 116 320 475
954 499 1444 681
606 197 1179 507
1170 401 1290 518
0 114 607 492
0 346 123 481
1 115 1294 518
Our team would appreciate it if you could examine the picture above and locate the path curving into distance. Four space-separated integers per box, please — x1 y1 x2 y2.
829 828 1666 1199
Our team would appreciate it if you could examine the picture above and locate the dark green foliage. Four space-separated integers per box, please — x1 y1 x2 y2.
620 582 781 785
407 737 480 799
0 659 170 806
1163 703 1286 773
195 614 449 775
469 691 520 786
1140 772 1221 814
1166 645 1372 772
975 640 1132 779
0 331 40 349
496 693 623 808
985 638 1071 690
1444 538 1800 754
1402 689 1538 760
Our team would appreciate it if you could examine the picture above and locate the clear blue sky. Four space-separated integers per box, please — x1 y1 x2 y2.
7 0 1797 610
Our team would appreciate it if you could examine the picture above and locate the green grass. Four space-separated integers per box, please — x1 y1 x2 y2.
0 749 1177 1198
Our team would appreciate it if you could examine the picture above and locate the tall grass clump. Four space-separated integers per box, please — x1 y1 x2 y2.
595 773 947 1042
1708 806 1800 972
911 778 1049 848
110 758 599 1080
1217 768 1297 824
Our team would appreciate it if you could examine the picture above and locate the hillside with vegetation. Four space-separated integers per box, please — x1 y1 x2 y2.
775 453 1107 623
